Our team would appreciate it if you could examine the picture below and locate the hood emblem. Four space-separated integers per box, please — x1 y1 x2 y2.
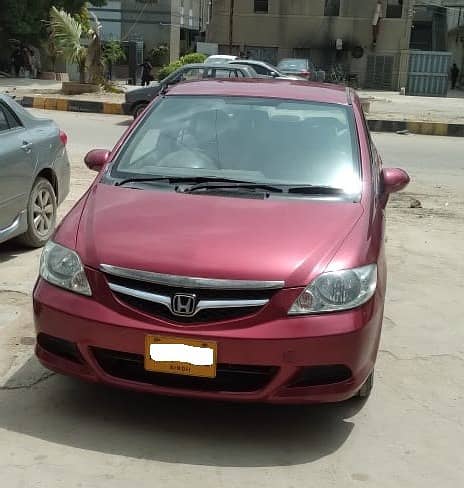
171 293 197 316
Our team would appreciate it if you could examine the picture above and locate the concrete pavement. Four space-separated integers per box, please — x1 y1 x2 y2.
4 77 464 135
0 110 463 487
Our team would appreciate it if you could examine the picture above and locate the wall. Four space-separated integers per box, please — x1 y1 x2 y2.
206 0 412 87
89 0 122 41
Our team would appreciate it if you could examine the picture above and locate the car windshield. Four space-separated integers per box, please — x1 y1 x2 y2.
278 59 309 70
112 96 361 194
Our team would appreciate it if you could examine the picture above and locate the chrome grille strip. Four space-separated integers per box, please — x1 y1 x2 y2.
108 282 269 317
101 264 284 290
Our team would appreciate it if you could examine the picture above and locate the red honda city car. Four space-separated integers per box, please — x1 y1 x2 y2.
33 80 409 404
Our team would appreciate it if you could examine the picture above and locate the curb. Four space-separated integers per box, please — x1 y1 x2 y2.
21 96 124 115
21 96 464 137
367 119 464 137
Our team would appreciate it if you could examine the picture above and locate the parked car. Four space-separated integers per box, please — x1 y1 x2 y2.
205 54 239 65
34 79 409 404
229 59 303 80
277 58 317 81
0 94 70 247
123 63 258 118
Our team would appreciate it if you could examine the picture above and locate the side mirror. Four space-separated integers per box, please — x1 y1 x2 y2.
84 149 111 172
271 71 279 78
381 168 410 194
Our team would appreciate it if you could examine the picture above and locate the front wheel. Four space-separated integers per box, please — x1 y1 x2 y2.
133 103 148 119
18 177 57 248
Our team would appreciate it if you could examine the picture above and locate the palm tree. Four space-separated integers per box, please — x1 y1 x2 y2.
49 7 104 85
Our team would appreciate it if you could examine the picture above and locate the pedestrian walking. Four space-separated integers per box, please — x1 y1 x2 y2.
139 60 153 86
451 63 460 90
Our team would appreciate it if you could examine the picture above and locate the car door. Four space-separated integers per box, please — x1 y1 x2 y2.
0 101 35 230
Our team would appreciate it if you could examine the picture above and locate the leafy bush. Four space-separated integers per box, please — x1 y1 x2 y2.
180 52 207 64
157 52 207 81
148 44 169 66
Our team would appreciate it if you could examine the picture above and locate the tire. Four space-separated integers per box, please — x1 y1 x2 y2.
133 103 148 119
358 371 374 399
18 177 57 248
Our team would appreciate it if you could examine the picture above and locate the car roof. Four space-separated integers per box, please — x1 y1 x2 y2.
207 55 237 58
182 63 251 70
230 59 270 66
166 79 349 105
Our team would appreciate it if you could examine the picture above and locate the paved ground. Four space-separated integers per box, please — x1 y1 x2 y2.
0 110 463 487
358 89 464 123
4 77 464 123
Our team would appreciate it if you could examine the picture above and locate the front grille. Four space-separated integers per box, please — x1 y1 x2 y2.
105 273 277 324
115 293 262 324
93 347 277 393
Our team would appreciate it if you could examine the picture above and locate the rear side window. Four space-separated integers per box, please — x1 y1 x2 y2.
250 64 269 75
214 69 238 78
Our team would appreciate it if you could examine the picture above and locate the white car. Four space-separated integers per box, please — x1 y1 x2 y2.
204 55 239 65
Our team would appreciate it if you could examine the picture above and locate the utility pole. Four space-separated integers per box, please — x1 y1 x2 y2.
228 0 235 54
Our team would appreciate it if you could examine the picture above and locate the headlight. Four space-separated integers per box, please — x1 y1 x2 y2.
40 241 92 296
289 264 377 315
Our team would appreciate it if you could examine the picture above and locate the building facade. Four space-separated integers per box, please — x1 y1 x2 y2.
206 0 415 89
89 0 209 61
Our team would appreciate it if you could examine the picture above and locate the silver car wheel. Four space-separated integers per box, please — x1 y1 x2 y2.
33 188 54 236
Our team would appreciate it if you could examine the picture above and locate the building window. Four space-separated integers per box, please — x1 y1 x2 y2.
254 0 269 13
386 0 403 19
324 0 340 17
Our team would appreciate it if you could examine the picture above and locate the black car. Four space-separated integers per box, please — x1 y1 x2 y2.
123 63 258 118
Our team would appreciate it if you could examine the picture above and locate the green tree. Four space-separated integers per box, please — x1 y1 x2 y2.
0 0 106 44
49 6 104 84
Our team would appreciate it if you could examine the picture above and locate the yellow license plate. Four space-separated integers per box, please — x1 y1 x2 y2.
144 335 217 378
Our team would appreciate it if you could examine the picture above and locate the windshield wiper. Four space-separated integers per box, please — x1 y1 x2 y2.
183 182 284 194
115 176 255 187
286 185 346 195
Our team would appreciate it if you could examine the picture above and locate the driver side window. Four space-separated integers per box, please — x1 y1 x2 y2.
181 68 205 81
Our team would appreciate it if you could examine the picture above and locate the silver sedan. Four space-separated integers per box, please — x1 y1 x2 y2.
0 94 70 247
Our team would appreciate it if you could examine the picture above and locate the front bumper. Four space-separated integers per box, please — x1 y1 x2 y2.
33 278 384 404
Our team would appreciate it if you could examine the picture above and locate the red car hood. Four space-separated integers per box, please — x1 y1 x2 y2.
76 184 364 287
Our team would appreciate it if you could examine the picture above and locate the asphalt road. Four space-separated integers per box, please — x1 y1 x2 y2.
0 110 462 488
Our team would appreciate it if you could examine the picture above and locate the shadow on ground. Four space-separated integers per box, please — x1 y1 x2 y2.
0 241 36 264
0 356 362 467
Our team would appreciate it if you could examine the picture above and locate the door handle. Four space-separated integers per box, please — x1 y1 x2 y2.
21 141 33 152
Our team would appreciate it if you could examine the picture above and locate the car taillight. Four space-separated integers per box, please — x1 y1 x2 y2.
300 70 311 79
59 130 68 146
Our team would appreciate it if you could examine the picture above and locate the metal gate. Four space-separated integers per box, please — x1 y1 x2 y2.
407 50 451 97
365 55 394 90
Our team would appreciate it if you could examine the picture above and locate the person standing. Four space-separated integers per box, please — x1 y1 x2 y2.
451 63 460 90
139 60 153 86
12 47 23 77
